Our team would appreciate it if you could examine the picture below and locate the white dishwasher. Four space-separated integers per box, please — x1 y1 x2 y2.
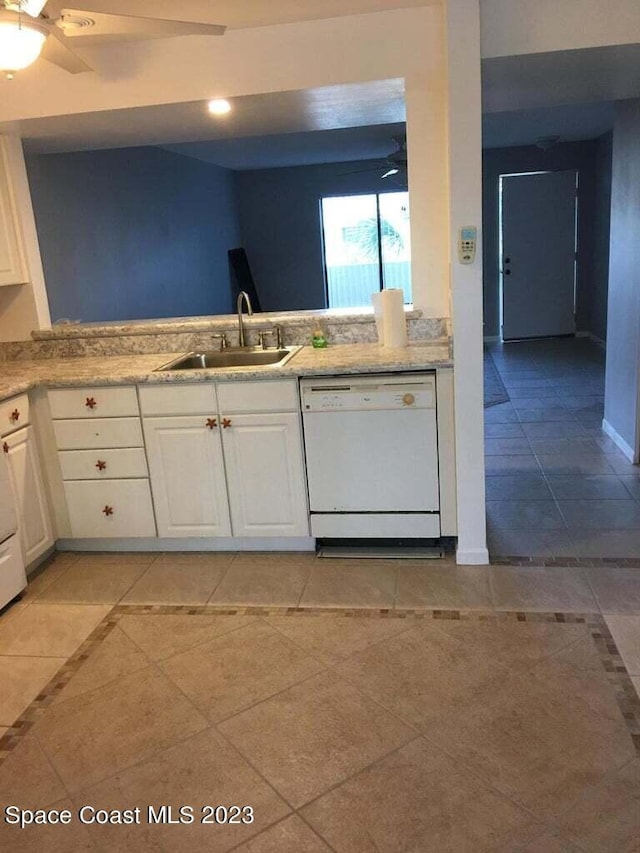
300 373 440 539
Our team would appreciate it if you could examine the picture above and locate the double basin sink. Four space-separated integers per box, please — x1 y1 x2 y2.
156 345 301 372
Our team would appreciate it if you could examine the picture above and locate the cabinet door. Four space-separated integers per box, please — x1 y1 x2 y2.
0 137 27 287
143 415 231 538
221 412 309 537
4 426 54 565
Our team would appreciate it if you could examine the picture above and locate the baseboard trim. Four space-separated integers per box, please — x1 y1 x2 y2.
576 331 606 350
602 418 636 462
26 545 56 577
55 537 317 552
456 547 489 566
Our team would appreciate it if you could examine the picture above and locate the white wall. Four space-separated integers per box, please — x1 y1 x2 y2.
603 99 640 463
481 0 640 58
447 0 488 564
0 7 449 333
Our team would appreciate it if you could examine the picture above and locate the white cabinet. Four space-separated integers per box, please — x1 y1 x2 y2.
3 424 54 565
49 385 156 539
0 137 28 287
142 415 231 538
48 386 139 419
139 380 309 539
63 480 156 539
221 413 309 537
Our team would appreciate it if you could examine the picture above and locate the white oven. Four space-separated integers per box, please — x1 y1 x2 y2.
300 373 440 539
0 449 26 610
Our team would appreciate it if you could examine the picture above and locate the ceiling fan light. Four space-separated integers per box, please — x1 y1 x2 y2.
208 99 231 115
0 19 47 75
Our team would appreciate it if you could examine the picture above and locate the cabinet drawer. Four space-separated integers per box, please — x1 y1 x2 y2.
138 383 218 416
63 479 156 538
49 386 139 419
0 393 29 436
217 380 298 414
59 448 148 480
53 418 143 450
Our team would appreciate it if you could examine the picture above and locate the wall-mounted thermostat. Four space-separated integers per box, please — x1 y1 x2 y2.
458 226 477 264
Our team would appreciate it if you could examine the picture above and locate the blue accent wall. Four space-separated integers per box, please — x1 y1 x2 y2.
26 146 240 323
235 162 407 311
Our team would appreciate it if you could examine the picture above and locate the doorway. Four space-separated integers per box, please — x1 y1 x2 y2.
499 170 578 341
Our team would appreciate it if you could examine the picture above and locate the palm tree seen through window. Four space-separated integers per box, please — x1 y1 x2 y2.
320 192 411 308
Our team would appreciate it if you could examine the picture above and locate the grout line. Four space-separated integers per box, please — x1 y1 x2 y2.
295 559 317 608
204 553 238 604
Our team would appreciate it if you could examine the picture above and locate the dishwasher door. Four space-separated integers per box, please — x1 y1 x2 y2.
301 375 439 513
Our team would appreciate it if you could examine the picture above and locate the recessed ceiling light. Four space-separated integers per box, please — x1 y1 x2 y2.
208 99 231 115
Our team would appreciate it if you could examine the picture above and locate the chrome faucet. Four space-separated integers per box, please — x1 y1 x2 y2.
236 290 253 348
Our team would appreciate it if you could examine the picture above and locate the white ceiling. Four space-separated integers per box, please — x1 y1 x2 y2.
15 13 640 163
481 43 640 149
482 44 640 115
40 0 441 32
162 124 407 170
482 102 617 150
20 79 405 156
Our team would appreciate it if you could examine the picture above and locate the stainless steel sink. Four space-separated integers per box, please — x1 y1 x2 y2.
155 345 301 372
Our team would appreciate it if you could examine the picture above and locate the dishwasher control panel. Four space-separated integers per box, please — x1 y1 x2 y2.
300 374 436 412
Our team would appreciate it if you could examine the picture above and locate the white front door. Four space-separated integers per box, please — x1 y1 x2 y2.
501 170 577 341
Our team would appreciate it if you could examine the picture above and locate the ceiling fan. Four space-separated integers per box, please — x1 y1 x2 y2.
344 135 408 180
0 0 225 78
379 134 407 178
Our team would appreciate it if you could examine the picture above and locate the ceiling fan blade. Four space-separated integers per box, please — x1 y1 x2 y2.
57 9 226 39
41 29 93 72
13 0 48 16
341 163 387 176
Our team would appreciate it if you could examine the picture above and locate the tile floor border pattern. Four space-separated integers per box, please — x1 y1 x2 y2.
0 612 120 764
2 603 640 769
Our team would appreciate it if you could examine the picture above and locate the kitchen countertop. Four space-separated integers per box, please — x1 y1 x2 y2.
31 308 423 340
0 341 452 402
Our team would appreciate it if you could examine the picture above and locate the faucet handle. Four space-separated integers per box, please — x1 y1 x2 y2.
259 326 284 350
211 332 228 350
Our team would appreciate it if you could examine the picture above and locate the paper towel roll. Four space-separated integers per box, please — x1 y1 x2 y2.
380 289 408 348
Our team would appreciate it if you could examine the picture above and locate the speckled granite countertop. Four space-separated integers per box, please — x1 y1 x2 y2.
32 308 422 340
0 341 452 402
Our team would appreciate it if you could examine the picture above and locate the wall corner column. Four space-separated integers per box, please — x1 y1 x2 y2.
446 0 488 564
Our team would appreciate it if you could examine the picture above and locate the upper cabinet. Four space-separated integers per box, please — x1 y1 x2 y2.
0 136 28 287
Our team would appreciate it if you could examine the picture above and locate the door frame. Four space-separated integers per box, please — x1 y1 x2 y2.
498 169 579 342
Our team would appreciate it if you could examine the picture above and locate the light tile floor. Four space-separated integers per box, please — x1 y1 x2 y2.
1 550 640 850
1 345 639 851
485 337 640 559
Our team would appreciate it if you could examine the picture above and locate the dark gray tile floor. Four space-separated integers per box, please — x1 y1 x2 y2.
485 338 640 558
